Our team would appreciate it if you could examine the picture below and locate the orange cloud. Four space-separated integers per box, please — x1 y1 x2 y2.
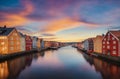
0 0 34 27
41 17 98 33
0 14 27 26
20 0 34 16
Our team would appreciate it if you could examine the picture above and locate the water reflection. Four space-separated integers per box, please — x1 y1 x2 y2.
81 50 120 79
94 58 120 79
0 46 120 79
0 55 33 79
0 61 9 79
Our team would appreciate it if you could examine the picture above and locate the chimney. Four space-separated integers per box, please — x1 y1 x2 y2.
102 34 104 36
4 25 6 28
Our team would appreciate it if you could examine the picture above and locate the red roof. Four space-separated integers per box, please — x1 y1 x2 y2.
110 30 120 40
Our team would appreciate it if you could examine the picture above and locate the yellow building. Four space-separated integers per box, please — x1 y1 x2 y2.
93 35 103 53
44 41 51 49
0 26 21 54
37 38 41 49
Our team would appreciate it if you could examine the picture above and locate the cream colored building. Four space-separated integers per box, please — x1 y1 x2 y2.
93 35 103 53
37 38 41 49
19 32 25 51
0 27 21 54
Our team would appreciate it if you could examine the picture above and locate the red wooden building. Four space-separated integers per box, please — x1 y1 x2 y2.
25 35 32 51
102 30 120 56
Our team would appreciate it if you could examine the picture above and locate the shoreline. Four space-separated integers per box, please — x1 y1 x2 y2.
0 47 60 62
74 46 120 64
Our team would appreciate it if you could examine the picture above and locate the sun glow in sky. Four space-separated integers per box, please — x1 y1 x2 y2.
0 0 120 42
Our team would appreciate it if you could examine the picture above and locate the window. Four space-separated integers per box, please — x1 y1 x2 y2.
0 37 6 39
103 42 105 44
104 38 106 41
103 50 105 54
112 37 115 40
113 41 116 44
107 41 109 44
17 41 19 45
113 46 116 49
1 42 5 45
103 46 105 48
17 47 20 50
2 48 5 50
11 41 14 45
10 47 14 50
14 33 17 36
11 37 13 40
113 51 116 54
16 37 19 40
107 45 110 49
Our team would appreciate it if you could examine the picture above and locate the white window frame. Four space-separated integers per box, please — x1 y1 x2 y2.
107 45 110 49
113 46 116 49
113 41 116 44
113 51 116 54
107 41 109 44
112 37 115 40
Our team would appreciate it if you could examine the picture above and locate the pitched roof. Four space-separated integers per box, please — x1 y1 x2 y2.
0 27 15 36
109 30 120 40
19 32 25 37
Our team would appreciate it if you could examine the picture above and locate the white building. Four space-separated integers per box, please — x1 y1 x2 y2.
32 36 38 49
83 40 89 51
19 33 25 51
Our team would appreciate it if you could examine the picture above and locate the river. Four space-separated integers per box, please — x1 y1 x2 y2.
0 46 120 79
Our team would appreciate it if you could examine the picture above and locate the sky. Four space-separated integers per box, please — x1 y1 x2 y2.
0 0 120 42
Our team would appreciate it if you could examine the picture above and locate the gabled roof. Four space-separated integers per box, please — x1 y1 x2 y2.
109 30 120 40
0 27 15 36
19 32 25 37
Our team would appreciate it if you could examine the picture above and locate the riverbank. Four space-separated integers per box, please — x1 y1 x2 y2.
0 47 60 62
75 46 120 63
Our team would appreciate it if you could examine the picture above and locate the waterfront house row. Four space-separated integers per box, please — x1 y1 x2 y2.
76 30 120 57
0 26 64 55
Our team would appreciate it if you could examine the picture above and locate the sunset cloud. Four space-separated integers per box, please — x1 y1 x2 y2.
0 14 27 26
0 0 120 42
40 17 98 33
0 0 34 26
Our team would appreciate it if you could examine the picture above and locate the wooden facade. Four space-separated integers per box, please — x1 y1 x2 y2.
102 31 120 56
25 35 32 51
0 27 21 54
93 35 103 53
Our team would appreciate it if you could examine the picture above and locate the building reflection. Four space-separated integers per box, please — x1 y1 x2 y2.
0 61 9 79
33 54 39 60
82 53 120 79
93 58 120 79
82 53 94 66
25 55 33 67
0 55 33 79
39 51 45 57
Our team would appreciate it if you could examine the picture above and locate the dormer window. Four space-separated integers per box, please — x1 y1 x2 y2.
112 37 115 40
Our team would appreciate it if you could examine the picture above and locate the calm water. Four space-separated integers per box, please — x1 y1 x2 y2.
0 46 120 79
